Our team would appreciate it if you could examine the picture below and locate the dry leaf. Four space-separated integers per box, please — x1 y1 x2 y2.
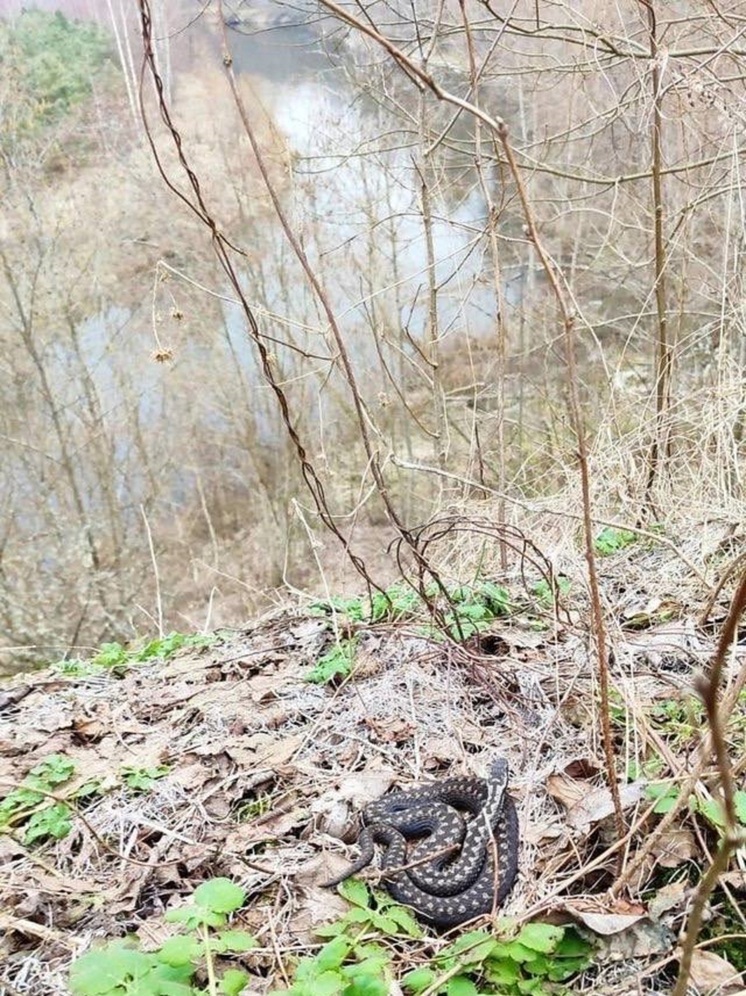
563 896 648 938
546 773 587 810
255 732 303 766
352 649 383 678
316 799 350 839
224 807 305 850
364 716 417 743
561 899 675 958
720 871 746 891
597 918 675 959
567 781 645 832
648 880 689 919
332 768 396 809
522 818 564 845
565 908 645 936
651 827 697 867
423 738 462 763
246 673 283 703
688 949 743 994
291 884 350 940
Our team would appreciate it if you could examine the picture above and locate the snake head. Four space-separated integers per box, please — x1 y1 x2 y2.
489 758 509 785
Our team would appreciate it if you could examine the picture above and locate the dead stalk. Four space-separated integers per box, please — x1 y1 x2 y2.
671 568 746 996
639 0 672 510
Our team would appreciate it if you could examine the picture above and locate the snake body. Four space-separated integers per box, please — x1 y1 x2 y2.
324 759 519 927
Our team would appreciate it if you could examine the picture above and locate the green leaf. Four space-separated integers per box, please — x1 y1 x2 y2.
342 958 389 984
69 942 153 995
367 913 403 935
315 936 352 972
375 903 422 937
447 976 479 996
523 953 551 976
157 935 200 966
0 785 43 822
515 923 564 954
532 577 570 606
697 797 726 829
306 640 357 684
309 597 365 621
653 792 679 814
455 603 489 622
400 967 436 993
343 975 390 996
193 877 246 913
645 782 681 815
214 930 258 954
517 977 545 994
30 754 76 786
439 931 495 966
121 764 170 793
305 970 345 995
219 968 250 995
479 581 511 614
24 802 72 843
350 943 388 964
734 791 746 825
594 527 637 556
553 930 592 959
142 960 195 992
546 957 590 981
93 642 129 668
165 905 225 929
498 942 540 964
483 958 521 986
337 878 371 908
75 780 102 800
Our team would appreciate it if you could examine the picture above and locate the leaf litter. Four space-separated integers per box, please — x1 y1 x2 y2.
1 541 745 995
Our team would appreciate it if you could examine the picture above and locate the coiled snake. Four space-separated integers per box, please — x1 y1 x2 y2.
323 758 519 927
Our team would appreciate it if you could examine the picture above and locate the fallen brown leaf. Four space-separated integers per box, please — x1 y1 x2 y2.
566 781 645 833
364 716 417 743
546 772 587 810
688 949 743 994
647 880 689 919
651 827 697 868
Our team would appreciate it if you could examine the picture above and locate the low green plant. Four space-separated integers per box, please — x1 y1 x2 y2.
121 764 171 793
305 638 358 684
532 577 571 607
309 579 514 643
443 581 511 640
645 781 746 835
593 527 637 556
319 879 423 940
55 632 213 677
402 924 592 996
272 880 420 995
649 697 704 746
0 753 76 844
69 878 257 996
370 584 423 622
697 790 746 831
309 595 368 621
310 583 423 625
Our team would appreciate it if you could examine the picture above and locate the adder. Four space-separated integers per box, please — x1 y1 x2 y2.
323 758 519 928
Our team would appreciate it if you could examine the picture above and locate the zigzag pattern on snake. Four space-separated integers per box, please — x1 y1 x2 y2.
323 758 519 928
